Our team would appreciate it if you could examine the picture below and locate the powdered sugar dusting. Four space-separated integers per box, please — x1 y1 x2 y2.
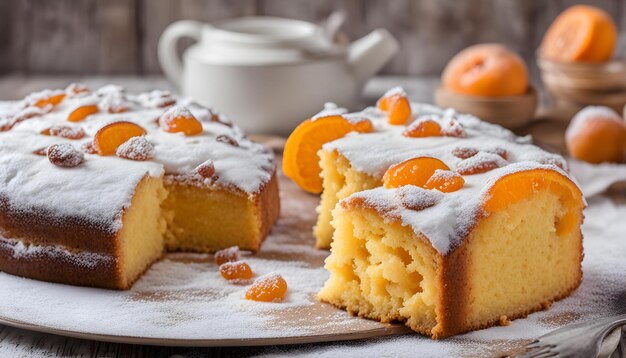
0 84 275 198
0 132 163 233
47 143 85 168
0 235 113 269
395 185 443 211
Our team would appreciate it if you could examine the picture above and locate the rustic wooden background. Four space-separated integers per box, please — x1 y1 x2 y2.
1 0 625 78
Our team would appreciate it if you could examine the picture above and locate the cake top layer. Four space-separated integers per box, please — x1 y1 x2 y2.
0 85 275 234
321 91 581 254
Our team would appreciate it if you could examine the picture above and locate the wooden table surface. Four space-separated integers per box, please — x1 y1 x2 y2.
0 74 569 357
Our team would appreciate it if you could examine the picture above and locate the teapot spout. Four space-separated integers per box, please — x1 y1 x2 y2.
347 29 399 87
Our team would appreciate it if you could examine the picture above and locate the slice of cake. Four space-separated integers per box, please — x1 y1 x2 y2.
319 163 584 338
0 85 280 289
284 88 585 337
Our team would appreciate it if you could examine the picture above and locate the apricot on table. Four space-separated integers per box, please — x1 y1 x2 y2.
442 44 528 97
565 106 626 164
219 261 254 281
540 5 616 63
245 274 288 302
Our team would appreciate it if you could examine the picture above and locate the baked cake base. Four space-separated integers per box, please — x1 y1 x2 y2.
319 187 583 338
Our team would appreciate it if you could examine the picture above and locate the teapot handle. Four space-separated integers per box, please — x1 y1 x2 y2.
158 20 203 88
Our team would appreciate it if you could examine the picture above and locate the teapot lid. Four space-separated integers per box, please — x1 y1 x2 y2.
196 17 345 64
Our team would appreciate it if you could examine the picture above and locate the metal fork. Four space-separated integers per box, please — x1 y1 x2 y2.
516 314 626 358
608 327 626 358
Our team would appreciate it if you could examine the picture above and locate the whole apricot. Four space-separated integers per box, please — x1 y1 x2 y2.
541 5 616 63
565 106 626 164
442 44 528 97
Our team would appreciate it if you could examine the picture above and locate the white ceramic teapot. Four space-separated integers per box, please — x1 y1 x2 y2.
158 16 398 134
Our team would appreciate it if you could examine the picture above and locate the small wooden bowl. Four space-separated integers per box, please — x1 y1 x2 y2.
538 56 626 120
537 57 626 92
434 86 538 130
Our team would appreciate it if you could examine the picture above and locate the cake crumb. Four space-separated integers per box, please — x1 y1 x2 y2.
499 315 511 326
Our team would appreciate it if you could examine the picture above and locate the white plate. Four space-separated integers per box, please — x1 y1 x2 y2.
0 175 409 347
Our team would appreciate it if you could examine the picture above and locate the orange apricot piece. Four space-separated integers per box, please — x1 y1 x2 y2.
378 93 412 125
68 104 99 122
245 274 288 302
403 119 442 138
215 246 240 266
540 5 616 62
219 261 254 281
442 44 528 97
351 119 374 133
383 157 450 189
283 115 356 194
159 105 203 136
34 92 66 108
93 121 147 156
424 169 465 193
565 106 626 164
484 168 584 235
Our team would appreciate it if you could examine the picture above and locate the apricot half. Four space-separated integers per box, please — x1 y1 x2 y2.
565 106 626 164
93 121 147 156
159 105 203 136
68 104 99 122
383 157 450 189
34 92 66 108
484 168 583 236
283 115 368 194
442 44 528 97
541 5 616 62
378 92 412 125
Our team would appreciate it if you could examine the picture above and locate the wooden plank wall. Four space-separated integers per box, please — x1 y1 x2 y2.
0 0 624 76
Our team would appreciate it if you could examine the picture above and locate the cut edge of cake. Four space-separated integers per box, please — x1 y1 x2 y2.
163 171 280 253
314 149 379 249
318 167 585 338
